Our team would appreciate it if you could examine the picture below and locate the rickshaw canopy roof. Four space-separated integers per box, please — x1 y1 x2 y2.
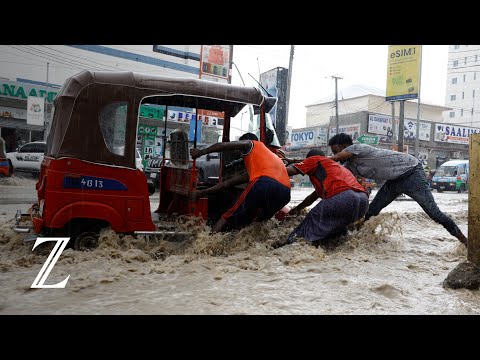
46 70 270 169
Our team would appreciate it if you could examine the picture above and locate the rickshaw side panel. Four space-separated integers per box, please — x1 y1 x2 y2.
37 158 155 233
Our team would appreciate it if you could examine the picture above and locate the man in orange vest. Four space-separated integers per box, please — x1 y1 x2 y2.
190 133 291 233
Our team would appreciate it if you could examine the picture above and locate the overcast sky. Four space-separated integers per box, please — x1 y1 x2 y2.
231 45 449 129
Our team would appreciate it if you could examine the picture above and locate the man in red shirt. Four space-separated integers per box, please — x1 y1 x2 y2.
285 148 369 246
190 133 291 233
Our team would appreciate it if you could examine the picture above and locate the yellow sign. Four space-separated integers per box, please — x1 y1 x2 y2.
386 45 422 101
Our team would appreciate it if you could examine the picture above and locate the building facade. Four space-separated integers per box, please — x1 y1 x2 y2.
444 45 480 127
0 45 232 160
291 87 479 171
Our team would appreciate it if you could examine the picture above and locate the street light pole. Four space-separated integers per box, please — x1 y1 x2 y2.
285 45 294 128
332 75 343 134
414 46 423 158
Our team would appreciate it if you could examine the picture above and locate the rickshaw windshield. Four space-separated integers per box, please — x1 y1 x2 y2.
229 104 280 146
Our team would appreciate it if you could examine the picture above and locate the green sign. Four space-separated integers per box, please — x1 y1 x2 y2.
139 105 165 120
0 80 58 103
138 125 158 136
357 135 379 145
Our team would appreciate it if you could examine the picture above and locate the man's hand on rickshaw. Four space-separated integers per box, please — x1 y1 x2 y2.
288 206 299 216
190 148 203 159
189 189 204 201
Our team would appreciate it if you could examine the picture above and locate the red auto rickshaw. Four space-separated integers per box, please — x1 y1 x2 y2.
13 70 280 250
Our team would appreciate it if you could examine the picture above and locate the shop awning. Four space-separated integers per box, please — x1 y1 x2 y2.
0 118 45 131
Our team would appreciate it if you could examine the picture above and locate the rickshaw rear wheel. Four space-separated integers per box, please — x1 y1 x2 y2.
73 231 99 251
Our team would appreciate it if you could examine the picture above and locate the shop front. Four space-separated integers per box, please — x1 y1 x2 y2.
0 79 59 152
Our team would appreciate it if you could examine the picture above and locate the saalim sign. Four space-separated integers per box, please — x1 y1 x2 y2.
434 123 480 144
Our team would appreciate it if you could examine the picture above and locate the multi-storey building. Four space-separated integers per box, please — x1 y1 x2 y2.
444 45 480 127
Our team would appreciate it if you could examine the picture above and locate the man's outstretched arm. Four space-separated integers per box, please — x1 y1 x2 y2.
190 141 252 159
289 191 319 216
329 150 353 163
190 172 250 200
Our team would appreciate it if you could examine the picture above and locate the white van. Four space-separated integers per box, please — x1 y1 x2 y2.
6 141 46 176
431 160 469 193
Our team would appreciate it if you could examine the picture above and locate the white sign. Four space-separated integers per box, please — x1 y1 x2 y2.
27 96 44 126
368 114 430 141
434 123 480 144
316 127 328 146
285 126 292 146
291 129 316 147
419 148 429 168
329 123 361 141
403 119 431 141
368 114 394 135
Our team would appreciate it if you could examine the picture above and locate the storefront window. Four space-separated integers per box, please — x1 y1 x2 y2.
31 130 44 142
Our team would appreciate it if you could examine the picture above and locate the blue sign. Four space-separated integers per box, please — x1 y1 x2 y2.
189 119 202 142
64 176 128 190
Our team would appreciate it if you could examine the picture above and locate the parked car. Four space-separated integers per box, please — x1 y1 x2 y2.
6 141 46 176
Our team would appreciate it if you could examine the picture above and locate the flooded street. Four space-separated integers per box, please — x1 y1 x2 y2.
0 178 476 314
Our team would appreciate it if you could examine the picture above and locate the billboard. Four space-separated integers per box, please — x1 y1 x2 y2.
368 114 431 142
200 45 232 83
434 123 480 144
27 96 45 126
386 45 422 101
260 67 289 146
288 126 328 148
329 123 361 141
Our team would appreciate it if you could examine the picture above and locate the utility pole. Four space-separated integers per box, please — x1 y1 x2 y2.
285 45 294 128
44 62 49 141
398 100 405 152
332 75 343 134
414 46 423 158
391 101 396 146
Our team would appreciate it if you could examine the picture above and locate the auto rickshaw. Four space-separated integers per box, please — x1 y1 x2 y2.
13 70 280 250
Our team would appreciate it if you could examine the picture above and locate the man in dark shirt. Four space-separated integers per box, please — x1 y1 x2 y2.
328 133 468 247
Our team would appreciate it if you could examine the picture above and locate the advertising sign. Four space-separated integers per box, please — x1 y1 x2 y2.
368 114 430 142
316 127 328 146
329 123 361 141
260 68 279 127
200 45 231 83
140 105 164 120
138 125 158 136
189 119 203 142
434 123 480 144
357 135 379 145
27 96 45 126
285 126 292 146
260 67 288 145
290 129 316 147
403 119 431 141
386 45 422 101
197 109 224 128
